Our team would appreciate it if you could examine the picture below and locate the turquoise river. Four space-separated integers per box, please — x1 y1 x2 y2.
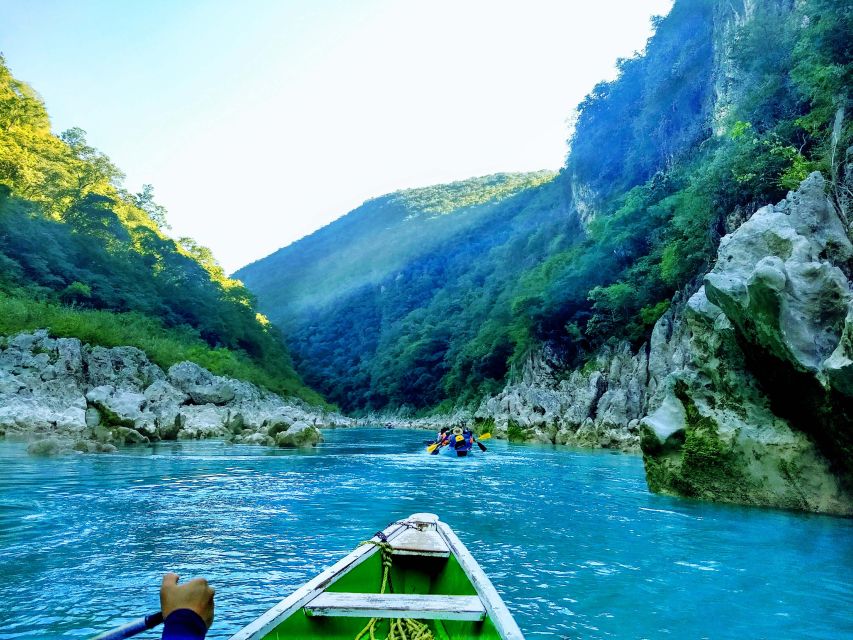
1 428 851 639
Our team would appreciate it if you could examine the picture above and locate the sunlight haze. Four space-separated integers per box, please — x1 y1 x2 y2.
0 0 673 271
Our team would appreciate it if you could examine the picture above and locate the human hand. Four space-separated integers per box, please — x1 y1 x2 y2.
160 573 215 629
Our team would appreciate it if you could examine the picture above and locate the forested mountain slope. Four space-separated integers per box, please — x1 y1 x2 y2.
237 172 555 315
239 0 850 416
236 172 567 409
0 57 322 403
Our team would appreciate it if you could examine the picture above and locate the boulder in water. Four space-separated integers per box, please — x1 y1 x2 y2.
274 421 323 448
27 438 68 456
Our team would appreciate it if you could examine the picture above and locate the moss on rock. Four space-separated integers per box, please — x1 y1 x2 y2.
472 416 495 435
642 381 756 502
91 403 135 429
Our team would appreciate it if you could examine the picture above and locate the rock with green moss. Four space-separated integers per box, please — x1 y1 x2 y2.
237 432 275 446
73 439 96 453
115 426 149 445
27 438 69 456
274 421 323 447
699 173 852 509
505 419 534 443
639 174 853 515
267 418 293 437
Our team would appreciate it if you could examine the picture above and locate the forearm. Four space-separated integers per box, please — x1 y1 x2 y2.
161 609 208 640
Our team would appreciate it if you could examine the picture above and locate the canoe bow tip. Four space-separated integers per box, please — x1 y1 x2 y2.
405 512 440 526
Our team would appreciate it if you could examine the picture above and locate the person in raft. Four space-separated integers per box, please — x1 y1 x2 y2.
160 573 215 639
435 426 449 445
450 426 473 452
462 427 475 446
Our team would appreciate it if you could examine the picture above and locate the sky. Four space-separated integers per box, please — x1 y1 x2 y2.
0 0 673 272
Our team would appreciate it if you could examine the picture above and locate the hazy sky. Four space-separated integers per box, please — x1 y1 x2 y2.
1 0 673 272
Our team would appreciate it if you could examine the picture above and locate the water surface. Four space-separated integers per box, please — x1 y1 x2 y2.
1 429 851 639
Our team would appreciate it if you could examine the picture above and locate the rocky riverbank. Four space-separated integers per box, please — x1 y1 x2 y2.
4 175 850 515
0 330 352 454
467 173 852 515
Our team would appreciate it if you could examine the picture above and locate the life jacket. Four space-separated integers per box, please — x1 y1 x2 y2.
453 432 471 451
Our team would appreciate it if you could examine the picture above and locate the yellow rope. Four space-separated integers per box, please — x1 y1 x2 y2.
353 540 435 640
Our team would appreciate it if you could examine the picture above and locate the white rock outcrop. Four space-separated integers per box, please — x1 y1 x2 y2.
471 173 852 515
0 330 351 452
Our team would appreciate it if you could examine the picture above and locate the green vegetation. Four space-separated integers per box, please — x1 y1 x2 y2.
642 381 752 500
392 172 555 215
472 416 495 436
0 56 321 403
0 294 324 401
506 420 528 444
239 176 574 410
238 0 852 415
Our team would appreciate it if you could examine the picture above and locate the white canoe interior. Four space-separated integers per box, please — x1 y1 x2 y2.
229 512 524 640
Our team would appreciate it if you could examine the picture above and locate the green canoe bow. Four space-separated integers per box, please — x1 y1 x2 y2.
229 513 524 640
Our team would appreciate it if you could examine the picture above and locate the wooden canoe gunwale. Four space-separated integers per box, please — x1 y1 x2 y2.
228 514 525 640
436 522 524 640
228 520 409 640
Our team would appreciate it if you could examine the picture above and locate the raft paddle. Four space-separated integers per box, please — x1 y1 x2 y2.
90 611 163 640
473 433 491 451
427 440 444 454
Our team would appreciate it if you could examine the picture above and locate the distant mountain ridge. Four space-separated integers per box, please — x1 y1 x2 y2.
236 171 556 314
235 171 573 409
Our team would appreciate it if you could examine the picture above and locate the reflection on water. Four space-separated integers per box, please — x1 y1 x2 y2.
1 429 851 639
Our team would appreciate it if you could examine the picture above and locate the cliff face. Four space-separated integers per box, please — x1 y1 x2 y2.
476 173 852 515
641 172 852 515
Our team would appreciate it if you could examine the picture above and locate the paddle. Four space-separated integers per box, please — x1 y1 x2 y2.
427 440 445 454
474 432 492 451
90 611 163 640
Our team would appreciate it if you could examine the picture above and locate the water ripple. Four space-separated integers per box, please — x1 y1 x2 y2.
1 430 851 640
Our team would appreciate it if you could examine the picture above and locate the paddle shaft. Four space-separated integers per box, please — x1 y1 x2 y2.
90 611 163 640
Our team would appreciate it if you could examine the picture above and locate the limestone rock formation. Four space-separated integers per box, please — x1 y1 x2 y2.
470 174 851 515
0 330 351 453
640 173 852 514
168 362 236 405
273 421 323 448
474 343 648 451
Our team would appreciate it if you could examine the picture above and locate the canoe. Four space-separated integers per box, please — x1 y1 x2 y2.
229 513 524 640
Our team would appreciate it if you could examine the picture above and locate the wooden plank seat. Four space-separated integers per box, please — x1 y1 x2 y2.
303 593 486 621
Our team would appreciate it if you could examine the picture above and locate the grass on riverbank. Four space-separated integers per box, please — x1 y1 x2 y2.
0 293 329 406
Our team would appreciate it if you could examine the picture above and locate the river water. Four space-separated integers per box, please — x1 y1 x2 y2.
0 428 850 639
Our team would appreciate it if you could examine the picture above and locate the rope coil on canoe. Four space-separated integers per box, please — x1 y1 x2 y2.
353 539 434 640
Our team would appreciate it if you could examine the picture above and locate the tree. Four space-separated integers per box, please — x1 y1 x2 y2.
60 127 125 196
134 183 170 230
